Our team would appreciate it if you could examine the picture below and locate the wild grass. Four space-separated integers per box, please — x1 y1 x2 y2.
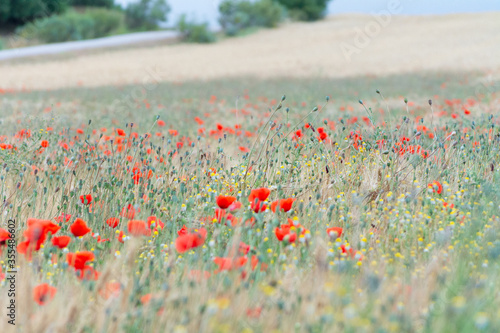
0 72 500 332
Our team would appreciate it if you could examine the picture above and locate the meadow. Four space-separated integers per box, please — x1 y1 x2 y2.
1 69 500 333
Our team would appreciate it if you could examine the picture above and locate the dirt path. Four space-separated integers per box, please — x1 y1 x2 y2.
1 12 499 91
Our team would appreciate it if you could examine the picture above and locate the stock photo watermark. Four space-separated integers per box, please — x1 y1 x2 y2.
340 0 405 62
5 219 17 326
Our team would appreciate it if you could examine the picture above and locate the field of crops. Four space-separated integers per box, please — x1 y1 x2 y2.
0 71 500 332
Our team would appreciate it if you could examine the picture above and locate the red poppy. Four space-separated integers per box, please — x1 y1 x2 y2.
216 195 237 209
41 140 49 148
106 217 120 228
70 218 91 237
54 213 72 223
251 200 267 213
270 198 295 213
0 228 10 255
0 228 10 245
275 219 309 243
33 283 57 305
228 201 242 211
340 244 363 261
17 219 61 258
77 266 100 281
175 229 207 253
177 225 188 236
117 128 126 136
80 194 92 205
120 204 136 219
157 120 166 127
213 255 264 273
147 216 164 232
67 251 94 270
213 208 226 223
127 220 150 237
428 181 443 194
51 235 71 249
239 242 251 254
275 225 297 243
117 230 125 243
99 281 121 300
239 146 250 153
326 227 343 238
141 293 152 305
249 188 270 203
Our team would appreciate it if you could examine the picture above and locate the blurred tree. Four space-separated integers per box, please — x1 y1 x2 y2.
125 0 170 31
219 0 285 36
275 0 332 21
69 0 115 8
0 0 67 26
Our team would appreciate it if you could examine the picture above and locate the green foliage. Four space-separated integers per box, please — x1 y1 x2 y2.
219 0 285 36
69 0 115 8
124 0 170 31
177 15 216 44
0 0 68 26
85 7 124 37
18 8 124 43
275 0 332 21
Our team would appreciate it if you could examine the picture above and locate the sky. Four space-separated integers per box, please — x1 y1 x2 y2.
115 0 500 28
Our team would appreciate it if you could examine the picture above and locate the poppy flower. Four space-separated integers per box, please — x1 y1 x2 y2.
0 228 10 255
17 219 60 258
239 242 251 254
51 235 71 249
275 219 309 243
67 251 94 270
33 283 57 305
175 229 207 253
270 198 295 213
99 281 122 300
213 208 226 223
428 181 443 194
239 146 250 153
70 218 91 237
120 204 136 219
275 225 297 243
326 227 343 238
246 306 262 318
213 255 264 273
116 128 126 136
228 201 242 211
249 188 270 203
127 220 150 237
147 216 164 232
251 200 267 213
117 230 126 243
141 293 153 305
157 120 166 127
177 225 188 236
340 244 363 261
0 228 10 245
40 140 49 148
216 195 237 209
77 266 100 281
106 217 120 228
54 213 72 223
80 194 92 205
